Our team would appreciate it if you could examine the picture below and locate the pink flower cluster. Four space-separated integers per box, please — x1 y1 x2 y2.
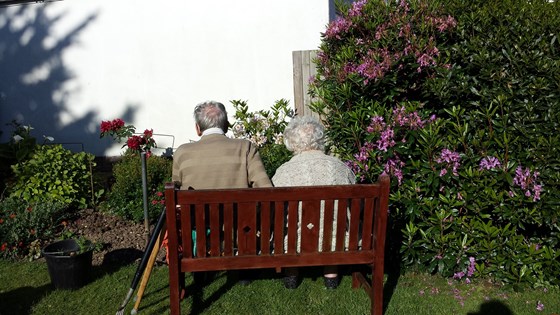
324 17 353 40
512 166 542 201
349 106 434 185
453 256 476 283
479 156 502 170
436 149 461 176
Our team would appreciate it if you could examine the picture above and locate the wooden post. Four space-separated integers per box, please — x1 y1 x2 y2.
292 50 319 118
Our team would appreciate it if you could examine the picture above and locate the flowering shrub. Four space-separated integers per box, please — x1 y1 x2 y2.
310 0 559 287
230 99 294 178
100 153 171 222
100 118 156 154
0 196 67 260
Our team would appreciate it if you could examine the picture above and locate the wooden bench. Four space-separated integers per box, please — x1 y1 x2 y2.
164 174 390 315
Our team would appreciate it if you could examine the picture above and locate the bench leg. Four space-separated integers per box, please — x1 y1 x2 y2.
372 265 383 315
169 261 181 315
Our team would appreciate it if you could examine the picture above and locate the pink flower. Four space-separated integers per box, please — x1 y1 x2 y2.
536 301 544 311
479 156 501 170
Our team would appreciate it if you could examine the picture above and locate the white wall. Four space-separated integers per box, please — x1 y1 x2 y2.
0 0 332 156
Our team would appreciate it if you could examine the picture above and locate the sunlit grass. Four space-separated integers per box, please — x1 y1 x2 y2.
1 260 558 315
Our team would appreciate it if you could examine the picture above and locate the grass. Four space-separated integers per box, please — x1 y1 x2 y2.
0 259 558 315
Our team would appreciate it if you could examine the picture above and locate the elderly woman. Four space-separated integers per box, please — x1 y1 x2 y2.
272 115 355 290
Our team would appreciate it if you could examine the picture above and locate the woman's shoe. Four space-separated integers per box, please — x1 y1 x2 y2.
324 276 339 289
283 275 299 289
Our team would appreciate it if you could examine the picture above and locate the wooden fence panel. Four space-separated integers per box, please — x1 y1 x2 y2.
292 50 319 118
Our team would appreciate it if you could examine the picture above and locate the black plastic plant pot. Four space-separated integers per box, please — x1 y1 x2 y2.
42 239 93 290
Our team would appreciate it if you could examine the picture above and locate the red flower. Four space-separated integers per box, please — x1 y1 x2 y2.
0 218 3 224
1 243 6 251
127 135 142 151
156 191 163 197
9 213 16 219
27 207 32 212
100 118 156 154
100 120 112 133
100 118 125 134
111 118 125 130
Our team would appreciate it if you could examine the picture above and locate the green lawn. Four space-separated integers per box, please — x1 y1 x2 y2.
0 260 558 315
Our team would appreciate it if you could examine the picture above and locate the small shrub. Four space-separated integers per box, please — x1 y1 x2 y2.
230 99 294 178
0 121 50 195
101 153 171 222
0 196 67 260
9 144 95 209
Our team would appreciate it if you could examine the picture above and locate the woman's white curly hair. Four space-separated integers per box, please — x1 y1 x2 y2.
282 115 325 154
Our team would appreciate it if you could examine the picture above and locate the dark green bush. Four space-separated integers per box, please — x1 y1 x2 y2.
310 0 560 287
102 152 172 222
9 144 95 209
0 196 67 260
0 122 40 195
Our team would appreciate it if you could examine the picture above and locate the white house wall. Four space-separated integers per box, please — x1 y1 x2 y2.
0 0 332 156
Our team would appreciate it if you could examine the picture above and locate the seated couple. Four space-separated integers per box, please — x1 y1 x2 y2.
172 101 355 289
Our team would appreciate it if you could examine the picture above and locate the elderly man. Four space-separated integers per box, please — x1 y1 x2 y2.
172 100 272 285
172 100 272 190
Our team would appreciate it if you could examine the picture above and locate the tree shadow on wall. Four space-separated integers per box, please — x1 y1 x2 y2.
0 3 138 155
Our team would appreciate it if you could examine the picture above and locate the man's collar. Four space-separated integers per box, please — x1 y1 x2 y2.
201 127 225 136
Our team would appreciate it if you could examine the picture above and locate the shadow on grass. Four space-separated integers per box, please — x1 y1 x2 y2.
0 284 52 314
383 262 401 314
467 300 514 315
92 247 144 278
189 271 247 315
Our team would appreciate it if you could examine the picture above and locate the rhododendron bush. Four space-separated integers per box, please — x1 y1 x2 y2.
309 0 559 287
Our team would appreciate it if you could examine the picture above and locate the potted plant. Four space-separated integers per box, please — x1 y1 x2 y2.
42 236 98 290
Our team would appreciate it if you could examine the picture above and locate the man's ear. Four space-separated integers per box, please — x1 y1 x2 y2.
195 124 202 136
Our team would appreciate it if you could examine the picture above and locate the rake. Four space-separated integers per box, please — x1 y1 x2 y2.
130 223 166 315
116 208 166 315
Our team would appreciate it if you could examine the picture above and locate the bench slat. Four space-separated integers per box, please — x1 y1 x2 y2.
361 197 375 250
301 200 320 253
322 199 335 252
181 251 377 272
286 200 298 254
335 199 347 251
238 202 258 255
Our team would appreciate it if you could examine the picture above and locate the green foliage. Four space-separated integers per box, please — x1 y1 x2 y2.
0 196 67 260
59 230 102 254
310 0 560 286
231 99 294 178
9 144 95 209
0 122 41 195
102 153 171 222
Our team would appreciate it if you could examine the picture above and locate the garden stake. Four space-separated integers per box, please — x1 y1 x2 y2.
116 207 166 315
141 151 150 242
130 223 166 315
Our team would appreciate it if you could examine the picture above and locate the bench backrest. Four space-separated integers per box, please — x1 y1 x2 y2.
164 174 390 273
